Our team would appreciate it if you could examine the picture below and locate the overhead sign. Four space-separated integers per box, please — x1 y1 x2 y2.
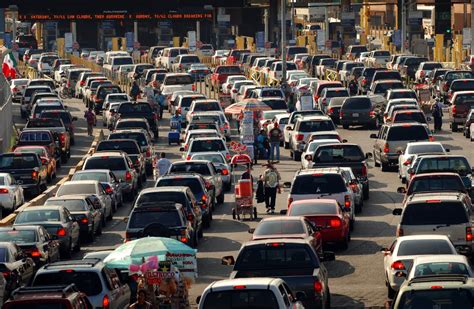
19 12 213 21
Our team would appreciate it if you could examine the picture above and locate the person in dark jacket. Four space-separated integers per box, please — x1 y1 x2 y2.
130 80 141 101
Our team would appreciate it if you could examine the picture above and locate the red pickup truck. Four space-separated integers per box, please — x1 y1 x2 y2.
209 65 243 92
226 49 250 65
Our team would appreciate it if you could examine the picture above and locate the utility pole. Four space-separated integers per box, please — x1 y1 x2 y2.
401 0 407 53
264 9 269 43
471 0 474 53
281 0 287 85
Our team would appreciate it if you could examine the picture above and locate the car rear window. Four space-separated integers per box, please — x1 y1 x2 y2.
97 86 121 99
33 271 102 296
181 96 206 108
57 184 96 196
289 203 337 216
40 112 71 124
0 154 38 169
373 51 390 57
451 80 474 91
291 174 346 194
299 120 335 132
263 99 287 110
97 141 140 154
397 239 455 256
137 192 186 206
118 103 152 114
261 89 284 98
255 220 305 236
0 230 37 243
375 82 404 94
180 56 200 63
84 157 126 171
19 131 51 142
342 97 372 109
156 178 202 196
27 119 63 128
216 66 241 74
116 121 148 131
423 63 442 70
202 290 279 309
71 172 108 182
389 91 417 100
446 71 474 82
190 140 226 152
373 71 401 81
45 199 87 212
194 102 220 111
401 201 469 225
410 177 465 194
169 163 211 176
15 209 60 224
350 46 368 54
313 145 365 162
417 157 470 175
112 57 133 65
235 244 317 271
326 89 349 98
393 112 426 123
453 93 474 106
398 289 474 308
387 126 429 141
109 133 148 146
164 75 193 85
129 210 181 228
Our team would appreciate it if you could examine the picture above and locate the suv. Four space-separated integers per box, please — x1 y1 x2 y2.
83 152 139 201
184 137 231 162
285 168 356 229
3 285 92 309
370 123 432 171
393 192 474 256
125 201 198 247
339 96 377 129
32 259 131 309
289 116 336 161
25 118 71 162
440 70 474 102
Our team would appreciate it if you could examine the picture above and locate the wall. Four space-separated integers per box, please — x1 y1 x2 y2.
0 71 13 153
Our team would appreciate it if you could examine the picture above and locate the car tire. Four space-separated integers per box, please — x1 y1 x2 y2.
96 222 102 235
339 233 349 250
224 182 232 192
293 151 302 161
452 122 458 132
355 200 363 213
363 185 369 200
87 228 95 243
350 219 354 231
387 281 396 299
198 227 203 239
217 192 225 204
74 238 81 252
62 239 72 259
381 160 389 172
373 152 380 167
342 124 349 129
61 153 68 163
203 216 210 228
284 141 289 149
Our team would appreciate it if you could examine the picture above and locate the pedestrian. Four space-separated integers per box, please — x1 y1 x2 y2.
431 98 444 131
144 82 154 105
130 80 141 102
155 152 172 179
255 175 265 204
255 129 268 164
263 163 280 214
154 89 166 119
268 123 282 163
84 108 96 136
348 75 358 95
171 111 183 132
129 289 152 309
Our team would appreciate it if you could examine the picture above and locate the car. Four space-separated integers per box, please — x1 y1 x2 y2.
391 109 428 125
400 57 428 80
345 45 368 60
303 131 342 144
317 87 349 113
10 78 29 102
102 102 123 129
32 259 131 309
115 102 159 139
380 235 459 298
0 226 60 268
92 84 122 114
0 172 24 213
24 118 71 162
439 70 474 102
3 284 93 309
257 110 287 131
56 180 113 222
21 85 54 118
173 94 207 120
0 242 34 299
187 99 224 124
249 216 323 257
414 61 443 83
83 152 139 201
197 278 306 309
187 63 211 80
221 75 248 94
397 141 447 183
266 113 290 143
392 193 474 256
188 112 231 139
311 81 343 103
449 90 474 132
357 67 385 94
369 79 405 96
30 99 65 120
13 206 80 259
406 254 474 282
172 54 201 72
284 111 326 149
39 109 78 145
340 167 364 212
113 117 152 135
386 89 418 102
222 238 333 309
284 168 356 229
182 129 221 152
125 201 199 247
300 139 341 169
339 96 377 129
286 199 351 249
190 152 232 191
463 109 474 138
0 152 48 197
183 137 231 163
158 47 189 70
371 123 433 171
45 195 103 242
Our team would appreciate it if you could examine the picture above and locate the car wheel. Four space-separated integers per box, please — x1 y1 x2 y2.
74 238 81 252
224 182 232 192
284 141 289 149
96 221 102 235
198 227 203 239
452 122 458 132
381 161 389 172
203 216 210 228
342 124 349 129
387 281 396 299
62 239 72 259
293 151 301 161
339 233 349 250
87 227 95 243
350 219 354 231
363 184 369 200
217 192 225 204
373 151 380 167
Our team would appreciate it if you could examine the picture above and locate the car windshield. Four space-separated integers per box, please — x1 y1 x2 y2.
169 163 211 176
417 157 470 176
289 203 337 216
0 154 38 169
85 157 126 171
156 178 202 196
57 184 96 196
413 262 470 277
454 94 474 106
202 290 279 309
97 141 140 154
254 220 305 236
129 210 181 228
401 202 468 225
33 271 102 296
410 177 465 194
314 145 365 162
72 172 108 182
299 120 335 132
375 82 404 94
15 210 60 223
190 140 226 152
164 75 193 85
398 289 474 308
192 154 224 164
387 126 429 141
0 230 37 243
45 199 87 212
291 174 347 194
397 239 455 256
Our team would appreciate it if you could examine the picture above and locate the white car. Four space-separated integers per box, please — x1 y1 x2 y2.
186 99 224 124
54 64 76 84
191 152 232 191
266 113 290 140
366 50 391 67
382 235 459 298
230 80 255 102
182 129 221 152
357 52 371 64
300 139 341 169
258 110 287 131
183 137 230 161
10 78 29 102
103 102 122 128
189 111 231 139
0 173 24 212
221 75 248 94
397 142 447 183
198 278 305 309
407 254 474 281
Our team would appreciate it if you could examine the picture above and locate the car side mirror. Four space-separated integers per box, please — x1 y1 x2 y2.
280 209 288 215
304 154 312 162
445 148 450 153
370 133 377 139
283 182 291 188
407 168 414 175
380 248 391 256
248 228 255 234
322 251 335 262
342 139 348 143
392 208 402 216
397 187 407 194
221 255 235 266
286 126 293 131
365 153 373 159
295 291 307 302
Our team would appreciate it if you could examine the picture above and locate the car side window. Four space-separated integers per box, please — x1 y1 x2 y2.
64 209 72 222
278 284 291 306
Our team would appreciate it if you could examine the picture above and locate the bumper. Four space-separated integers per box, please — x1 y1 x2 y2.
0 196 14 210
452 116 467 124
380 152 399 165
321 228 347 244
79 224 93 235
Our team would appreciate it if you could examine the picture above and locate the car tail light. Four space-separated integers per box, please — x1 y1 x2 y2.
105 186 113 194
80 81 85 86
328 107 333 114
452 105 457 114
232 89 237 93
67 81 70 88
180 236 189 243
183 144 188 151
369 111 375 117
60 133 66 146
224 123 230 130
57 228 67 237
288 197 293 208
192 84 196 91
391 261 405 270
383 143 389 153
350 182 358 192
467 227 473 241
30 249 41 257
102 295 110 309
0 189 8 194
2 271 10 278
313 280 323 294
186 155 191 160
329 218 342 228
339 110 343 118
361 164 367 177
448 91 452 100
225 153 231 160
234 285 246 289
397 227 404 236
362 78 367 85
187 214 194 222
80 217 89 224
221 168 229 176
125 171 132 182
314 95 319 101
344 195 351 209
153 112 158 120
296 134 304 141
403 159 411 166
12 87 18 93
227 84 232 89
32 170 38 179
429 136 434 142
201 194 208 204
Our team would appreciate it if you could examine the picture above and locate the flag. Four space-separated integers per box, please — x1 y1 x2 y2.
2 52 17 79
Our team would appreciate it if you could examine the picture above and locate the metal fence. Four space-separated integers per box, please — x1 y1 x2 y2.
0 72 13 153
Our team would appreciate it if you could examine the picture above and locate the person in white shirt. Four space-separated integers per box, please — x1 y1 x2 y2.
155 152 172 180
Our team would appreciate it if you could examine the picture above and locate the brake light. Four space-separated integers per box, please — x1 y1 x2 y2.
313 280 323 294
225 153 231 160
361 164 367 177
187 214 194 222
362 78 367 85
105 186 113 194
80 81 85 86
391 261 405 270
224 123 230 130
328 107 333 114
452 105 457 114
125 171 132 182
429 136 434 142
186 155 191 160
227 84 232 89
467 227 473 241
234 285 247 289
339 111 343 118
221 168 229 175
12 87 18 93
57 228 66 237
30 249 41 257
443 83 449 91
0 189 8 194
60 133 66 146
344 195 351 209
2 271 10 278
80 217 89 224
403 159 411 166
153 112 158 120
288 197 293 208
369 111 375 117
32 171 38 179
102 295 110 309
431 285 443 289
383 143 389 153
329 218 342 228
180 236 188 243
296 134 304 141
192 84 196 91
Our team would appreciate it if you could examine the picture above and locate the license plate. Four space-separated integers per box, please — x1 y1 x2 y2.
352 113 359 117
20 176 30 180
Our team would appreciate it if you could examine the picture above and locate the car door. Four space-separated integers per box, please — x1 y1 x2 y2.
374 126 387 160
64 208 80 246
86 198 100 233
98 184 112 217
40 226 60 262
109 172 122 203
210 163 223 196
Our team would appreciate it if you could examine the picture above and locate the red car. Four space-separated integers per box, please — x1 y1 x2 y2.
13 145 57 183
249 216 323 258
210 65 243 92
287 199 351 249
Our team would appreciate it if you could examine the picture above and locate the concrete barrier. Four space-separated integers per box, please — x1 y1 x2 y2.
0 129 105 226
0 73 13 153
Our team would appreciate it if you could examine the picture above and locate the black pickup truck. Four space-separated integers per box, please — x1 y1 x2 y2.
24 119 71 163
116 102 158 139
223 239 334 309
307 143 371 199
15 130 62 166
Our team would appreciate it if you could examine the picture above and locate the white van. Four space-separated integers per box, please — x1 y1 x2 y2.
104 51 129 65
159 47 188 70
38 53 59 76
104 56 134 72
161 73 195 95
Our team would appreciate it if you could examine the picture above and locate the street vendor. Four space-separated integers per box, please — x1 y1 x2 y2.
129 289 152 309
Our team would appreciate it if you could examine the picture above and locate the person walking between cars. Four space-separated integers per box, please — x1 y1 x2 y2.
130 80 141 102
432 98 444 131
263 163 281 214
348 76 358 95
155 152 172 179
268 123 282 163
255 130 268 164
154 89 166 120
84 108 96 136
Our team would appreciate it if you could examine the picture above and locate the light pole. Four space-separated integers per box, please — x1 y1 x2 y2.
401 0 407 53
281 0 287 86
471 0 474 53
8 5 18 46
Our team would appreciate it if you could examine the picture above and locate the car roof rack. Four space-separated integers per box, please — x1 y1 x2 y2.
11 284 78 299
408 274 468 286
43 258 101 269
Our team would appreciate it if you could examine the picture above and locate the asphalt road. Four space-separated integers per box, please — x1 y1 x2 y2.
74 104 474 308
